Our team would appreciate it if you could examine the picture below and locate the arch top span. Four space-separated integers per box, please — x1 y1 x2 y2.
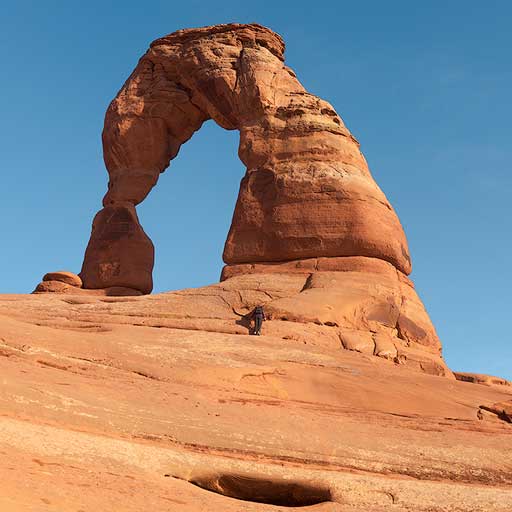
150 23 286 59
81 23 412 294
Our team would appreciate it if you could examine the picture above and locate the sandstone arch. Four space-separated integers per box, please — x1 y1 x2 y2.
34 23 450 377
79 23 411 294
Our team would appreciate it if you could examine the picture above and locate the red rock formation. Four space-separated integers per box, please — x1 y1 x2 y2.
80 205 154 294
455 372 511 387
42 271 83 287
81 22 410 294
39 23 447 375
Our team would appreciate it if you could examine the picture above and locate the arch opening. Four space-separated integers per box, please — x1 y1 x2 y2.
137 120 244 292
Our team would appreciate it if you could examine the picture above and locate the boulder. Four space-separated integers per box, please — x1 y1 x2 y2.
34 280 74 294
339 330 375 355
43 271 82 287
479 400 512 423
373 333 398 360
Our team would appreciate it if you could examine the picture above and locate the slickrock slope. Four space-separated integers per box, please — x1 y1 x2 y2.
37 261 450 375
1 291 511 511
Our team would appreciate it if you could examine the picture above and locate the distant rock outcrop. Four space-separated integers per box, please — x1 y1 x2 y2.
36 23 448 375
455 372 511 387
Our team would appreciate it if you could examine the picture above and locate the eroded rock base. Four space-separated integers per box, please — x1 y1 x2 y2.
33 256 449 376
222 256 450 377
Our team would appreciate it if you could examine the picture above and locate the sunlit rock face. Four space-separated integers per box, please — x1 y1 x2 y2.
36 24 448 375
18 25 512 512
84 22 410 291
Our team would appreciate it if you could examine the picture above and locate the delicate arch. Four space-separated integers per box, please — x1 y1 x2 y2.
80 24 411 294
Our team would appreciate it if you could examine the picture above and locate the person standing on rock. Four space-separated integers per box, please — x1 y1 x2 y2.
251 306 266 335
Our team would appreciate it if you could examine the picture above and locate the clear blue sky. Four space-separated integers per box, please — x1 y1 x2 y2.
1 1 510 379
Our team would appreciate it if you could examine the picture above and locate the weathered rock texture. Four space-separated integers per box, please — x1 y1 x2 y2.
222 258 450 375
42 271 83 288
81 205 154 293
51 23 447 374
81 22 410 290
455 372 511 387
0 293 511 511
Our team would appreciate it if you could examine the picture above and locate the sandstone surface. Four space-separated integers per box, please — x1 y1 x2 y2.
79 22 411 294
0 291 511 511
36 259 449 375
35 24 446 378
479 401 512 423
81 204 154 294
454 372 511 387
35 23 446 377
43 271 82 287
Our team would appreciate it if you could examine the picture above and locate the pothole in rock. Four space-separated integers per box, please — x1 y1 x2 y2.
182 473 333 507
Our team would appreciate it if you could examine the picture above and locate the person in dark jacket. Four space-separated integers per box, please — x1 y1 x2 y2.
251 305 266 335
